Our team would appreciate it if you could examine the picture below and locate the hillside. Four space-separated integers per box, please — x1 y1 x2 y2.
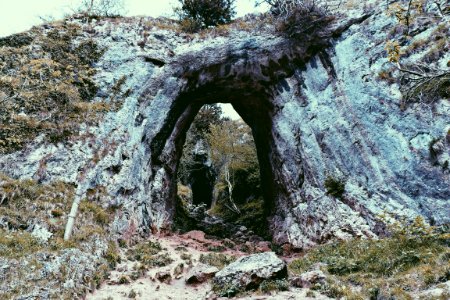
0 0 449 299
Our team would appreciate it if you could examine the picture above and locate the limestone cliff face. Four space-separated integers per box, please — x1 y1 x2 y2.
1 4 448 248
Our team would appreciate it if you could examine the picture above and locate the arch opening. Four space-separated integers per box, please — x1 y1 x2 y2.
175 103 270 239
146 76 291 243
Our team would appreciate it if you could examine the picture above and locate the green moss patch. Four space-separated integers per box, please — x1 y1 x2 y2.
0 230 42 259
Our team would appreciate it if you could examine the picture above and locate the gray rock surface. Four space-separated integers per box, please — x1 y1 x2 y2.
0 2 448 248
155 270 172 283
213 252 287 290
186 263 219 284
413 281 450 300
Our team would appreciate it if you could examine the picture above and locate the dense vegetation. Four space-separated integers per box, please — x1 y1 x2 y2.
176 0 236 32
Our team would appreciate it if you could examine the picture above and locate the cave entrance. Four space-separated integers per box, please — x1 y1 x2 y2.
175 103 268 238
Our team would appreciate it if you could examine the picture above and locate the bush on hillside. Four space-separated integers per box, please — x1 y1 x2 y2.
176 0 236 32
258 0 333 40
77 0 125 18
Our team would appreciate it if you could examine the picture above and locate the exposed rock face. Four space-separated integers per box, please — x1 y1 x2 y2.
0 3 448 248
213 252 287 290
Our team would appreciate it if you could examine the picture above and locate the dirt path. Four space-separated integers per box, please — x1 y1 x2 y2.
86 232 239 300
86 232 324 300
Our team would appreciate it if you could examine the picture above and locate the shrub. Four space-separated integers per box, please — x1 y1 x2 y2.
207 244 226 252
126 241 174 267
128 289 137 298
199 253 235 269
259 279 289 293
324 176 346 199
383 4 450 108
104 241 121 268
118 275 130 284
79 201 110 225
260 0 333 40
179 18 203 33
399 67 450 108
77 0 125 18
176 0 236 32
213 282 242 297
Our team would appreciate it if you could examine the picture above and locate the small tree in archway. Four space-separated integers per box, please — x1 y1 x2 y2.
207 119 259 214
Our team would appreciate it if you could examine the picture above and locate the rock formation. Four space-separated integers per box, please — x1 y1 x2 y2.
1 2 448 250
213 251 287 294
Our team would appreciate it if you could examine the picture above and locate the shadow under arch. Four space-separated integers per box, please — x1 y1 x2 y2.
149 79 281 234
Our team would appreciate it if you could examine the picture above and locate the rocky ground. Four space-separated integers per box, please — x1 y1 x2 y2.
86 231 328 300
87 232 215 300
85 227 450 300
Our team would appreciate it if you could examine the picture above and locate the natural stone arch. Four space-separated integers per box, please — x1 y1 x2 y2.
135 34 311 240
146 82 280 236
61 14 384 245
2 12 443 248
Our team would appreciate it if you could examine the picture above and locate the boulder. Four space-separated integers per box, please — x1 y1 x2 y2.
255 241 271 252
290 269 327 288
186 263 219 284
155 271 171 283
213 252 287 291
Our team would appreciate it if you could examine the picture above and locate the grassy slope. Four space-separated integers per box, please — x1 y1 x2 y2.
289 218 450 299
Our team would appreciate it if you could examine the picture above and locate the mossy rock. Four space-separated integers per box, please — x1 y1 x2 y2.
0 21 121 155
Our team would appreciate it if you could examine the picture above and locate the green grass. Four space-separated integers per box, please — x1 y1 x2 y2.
289 219 450 299
126 241 173 267
0 173 118 298
0 230 42 259
79 201 111 225
199 253 235 269
104 241 121 268
207 245 226 252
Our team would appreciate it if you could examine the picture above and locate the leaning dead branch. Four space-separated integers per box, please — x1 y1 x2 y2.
397 62 450 109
